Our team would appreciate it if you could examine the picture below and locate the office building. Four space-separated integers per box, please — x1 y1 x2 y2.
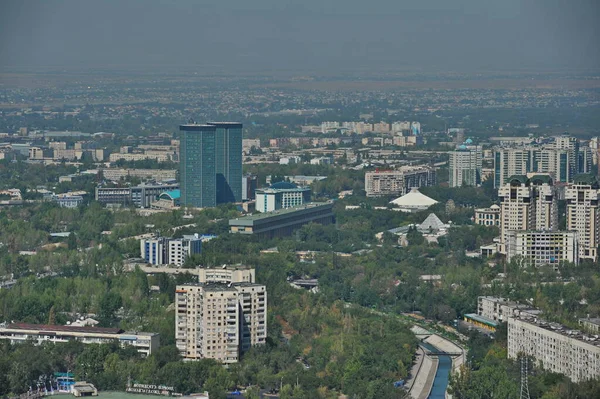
179 124 217 208
101 168 177 182
365 166 436 197
175 281 266 363
474 205 501 226
241 174 257 201
505 230 579 267
230 202 335 239
255 182 311 213
565 174 600 261
449 145 482 187
508 315 600 383
0 323 159 356
209 122 243 204
95 182 179 208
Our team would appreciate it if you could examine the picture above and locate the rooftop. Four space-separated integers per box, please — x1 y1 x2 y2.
514 315 600 348
230 201 333 223
5 323 123 334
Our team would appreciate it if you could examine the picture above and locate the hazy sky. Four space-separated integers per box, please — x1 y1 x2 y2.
1 0 598 74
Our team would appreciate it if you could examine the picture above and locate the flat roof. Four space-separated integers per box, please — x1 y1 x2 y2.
230 201 333 224
464 313 499 327
207 122 243 128
6 323 123 334
179 124 217 131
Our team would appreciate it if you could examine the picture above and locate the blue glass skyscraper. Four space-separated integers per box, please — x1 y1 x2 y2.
208 122 243 204
179 124 217 208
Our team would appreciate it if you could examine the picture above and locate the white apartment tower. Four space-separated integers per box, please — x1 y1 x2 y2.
565 175 600 261
498 176 537 251
449 145 482 187
498 175 558 254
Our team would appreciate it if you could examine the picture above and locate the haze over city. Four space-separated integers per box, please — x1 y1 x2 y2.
1 0 599 74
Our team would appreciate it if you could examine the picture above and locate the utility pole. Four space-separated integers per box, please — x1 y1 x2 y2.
519 355 530 399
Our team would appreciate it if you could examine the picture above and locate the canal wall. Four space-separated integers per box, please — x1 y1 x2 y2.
408 352 438 399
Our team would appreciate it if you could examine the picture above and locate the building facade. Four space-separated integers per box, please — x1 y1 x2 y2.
255 183 311 213
95 183 178 208
508 316 600 383
175 282 266 363
210 122 242 204
229 202 335 240
365 166 436 197
179 124 217 208
449 145 482 187
140 234 203 266
242 174 257 201
0 323 159 356
474 205 501 226
565 175 600 261
505 230 579 267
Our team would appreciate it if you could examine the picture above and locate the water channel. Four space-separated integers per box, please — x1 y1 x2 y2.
420 342 452 398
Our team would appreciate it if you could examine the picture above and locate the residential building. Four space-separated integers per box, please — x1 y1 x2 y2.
365 166 436 197
209 122 243 204
255 182 311 213
175 282 266 363
474 205 501 226
477 296 542 324
197 265 255 284
505 230 579 267
507 315 600 383
565 174 600 261
498 176 538 252
0 323 159 356
449 145 482 187
179 124 217 208
229 202 335 239
579 318 600 334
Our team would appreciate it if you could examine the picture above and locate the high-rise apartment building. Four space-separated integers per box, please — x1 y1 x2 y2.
209 122 243 204
449 145 482 187
498 175 559 253
175 271 266 363
565 175 600 261
179 124 217 208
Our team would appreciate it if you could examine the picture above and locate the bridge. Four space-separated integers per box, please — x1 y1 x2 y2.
419 345 463 357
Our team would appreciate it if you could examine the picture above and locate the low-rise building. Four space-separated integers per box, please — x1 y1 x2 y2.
579 318 600 334
255 182 311 213
229 201 334 239
0 323 159 356
365 166 436 197
474 205 501 226
96 182 179 208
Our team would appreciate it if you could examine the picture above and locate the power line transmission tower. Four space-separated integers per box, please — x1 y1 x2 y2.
520 355 530 399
